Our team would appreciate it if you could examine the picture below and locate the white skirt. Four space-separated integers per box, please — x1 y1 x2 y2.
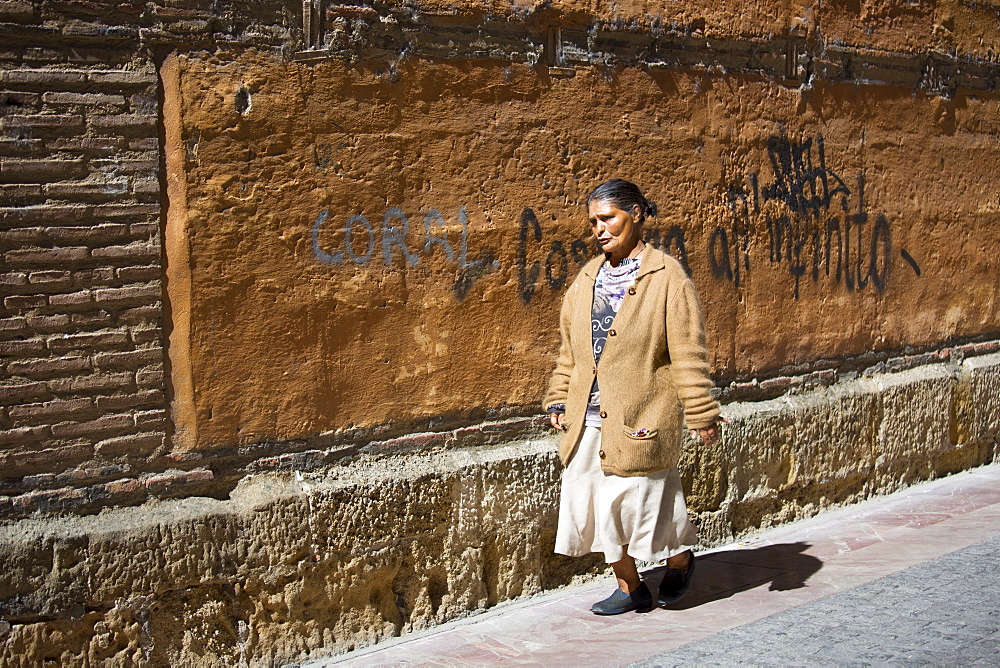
555 426 697 564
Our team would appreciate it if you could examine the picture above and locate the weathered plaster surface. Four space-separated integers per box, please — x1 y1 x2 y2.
168 52 1000 450
162 54 198 452
2 359 996 665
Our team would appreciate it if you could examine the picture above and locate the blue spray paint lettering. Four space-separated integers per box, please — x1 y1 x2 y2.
346 214 374 264
311 209 343 264
382 208 420 267
423 209 455 262
312 205 498 299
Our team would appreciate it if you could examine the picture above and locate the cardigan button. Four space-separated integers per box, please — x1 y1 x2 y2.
598 449 606 459
609 329 617 336
599 411 607 419
627 287 636 295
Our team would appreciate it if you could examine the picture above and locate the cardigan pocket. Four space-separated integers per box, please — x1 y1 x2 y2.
622 425 658 440
618 425 666 472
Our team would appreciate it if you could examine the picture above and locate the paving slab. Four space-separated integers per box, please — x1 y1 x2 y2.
637 535 1000 666
303 463 1000 667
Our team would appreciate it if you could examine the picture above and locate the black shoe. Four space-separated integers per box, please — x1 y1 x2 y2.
658 551 697 605
591 583 653 615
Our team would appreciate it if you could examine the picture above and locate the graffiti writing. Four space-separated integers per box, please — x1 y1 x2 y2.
712 134 920 299
312 206 498 299
310 136 918 306
313 143 335 170
312 203 691 305
516 207 690 304
516 208 586 303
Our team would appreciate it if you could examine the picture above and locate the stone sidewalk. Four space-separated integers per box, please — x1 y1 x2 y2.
635 534 1000 666
305 463 1000 666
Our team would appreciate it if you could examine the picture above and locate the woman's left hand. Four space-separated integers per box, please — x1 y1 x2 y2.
689 417 728 446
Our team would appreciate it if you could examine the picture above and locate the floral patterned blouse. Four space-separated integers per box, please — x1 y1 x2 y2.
585 256 641 427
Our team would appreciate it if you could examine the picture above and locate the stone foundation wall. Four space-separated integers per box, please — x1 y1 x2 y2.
1 354 997 665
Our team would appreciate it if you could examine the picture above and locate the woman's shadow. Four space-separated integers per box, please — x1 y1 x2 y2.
644 542 823 610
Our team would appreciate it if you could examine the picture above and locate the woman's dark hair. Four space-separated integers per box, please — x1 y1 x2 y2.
587 179 658 222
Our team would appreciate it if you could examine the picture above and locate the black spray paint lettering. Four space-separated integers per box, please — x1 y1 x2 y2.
516 207 690 304
313 144 335 171
761 134 850 217
312 206 498 299
713 134 920 299
518 208 543 303
517 208 589 303
643 226 691 276
312 137 350 172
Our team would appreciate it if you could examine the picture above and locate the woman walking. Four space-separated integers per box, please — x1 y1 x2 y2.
544 178 723 615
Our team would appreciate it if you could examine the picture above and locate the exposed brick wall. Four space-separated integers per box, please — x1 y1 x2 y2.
0 1 293 514
0 59 167 487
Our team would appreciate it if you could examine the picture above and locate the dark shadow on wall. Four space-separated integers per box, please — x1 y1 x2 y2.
644 542 823 610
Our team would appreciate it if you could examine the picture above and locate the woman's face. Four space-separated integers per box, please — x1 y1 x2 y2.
588 199 642 259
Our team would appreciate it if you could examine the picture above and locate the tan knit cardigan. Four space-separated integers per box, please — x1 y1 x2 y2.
543 245 721 476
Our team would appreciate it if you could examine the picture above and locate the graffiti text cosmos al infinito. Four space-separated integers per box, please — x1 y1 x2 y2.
711 134 922 299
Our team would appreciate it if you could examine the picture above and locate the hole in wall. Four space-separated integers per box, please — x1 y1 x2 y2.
235 86 252 116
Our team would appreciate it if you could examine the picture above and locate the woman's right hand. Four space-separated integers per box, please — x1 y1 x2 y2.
549 413 566 431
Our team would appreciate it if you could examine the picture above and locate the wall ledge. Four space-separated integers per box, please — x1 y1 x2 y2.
2 338 999 522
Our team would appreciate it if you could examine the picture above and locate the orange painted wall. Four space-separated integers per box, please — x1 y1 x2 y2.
165 49 999 450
